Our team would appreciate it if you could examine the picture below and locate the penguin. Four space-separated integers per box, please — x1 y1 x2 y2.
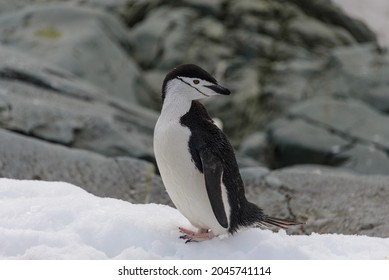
154 64 300 243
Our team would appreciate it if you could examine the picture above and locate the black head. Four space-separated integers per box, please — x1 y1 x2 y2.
161 64 230 103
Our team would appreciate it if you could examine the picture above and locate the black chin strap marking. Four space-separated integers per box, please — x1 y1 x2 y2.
177 77 209 97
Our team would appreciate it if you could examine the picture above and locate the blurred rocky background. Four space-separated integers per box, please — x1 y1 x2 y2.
1 0 389 238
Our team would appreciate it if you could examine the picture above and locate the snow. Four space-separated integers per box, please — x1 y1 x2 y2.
333 0 389 46
0 178 388 260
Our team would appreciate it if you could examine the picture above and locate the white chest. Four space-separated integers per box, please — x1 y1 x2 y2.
153 117 229 235
154 119 194 185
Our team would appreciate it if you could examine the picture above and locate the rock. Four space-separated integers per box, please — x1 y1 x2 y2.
182 0 224 16
0 46 157 161
0 1 379 146
309 44 389 113
255 43 389 123
240 166 271 187
235 152 262 168
230 0 277 16
127 6 198 70
118 0 378 143
193 17 226 41
241 165 389 237
289 0 377 43
0 128 169 204
186 28 232 70
289 97 389 151
0 0 31 14
288 12 356 49
0 3 153 107
266 118 349 168
239 132 268 164
266 96 389 174
210 0 375 142
272 166 389 237
252 43 389 148
336 144 389 174
261 57 324 109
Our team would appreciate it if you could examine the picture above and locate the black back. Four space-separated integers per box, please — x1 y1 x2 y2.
180 101 252 233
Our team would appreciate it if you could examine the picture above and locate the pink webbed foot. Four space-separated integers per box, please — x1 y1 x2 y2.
178 227 215 243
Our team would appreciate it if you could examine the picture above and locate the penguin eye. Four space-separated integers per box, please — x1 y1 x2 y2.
193 79 200 85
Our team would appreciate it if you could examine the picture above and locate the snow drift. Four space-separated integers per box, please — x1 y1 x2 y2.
0 178 388 259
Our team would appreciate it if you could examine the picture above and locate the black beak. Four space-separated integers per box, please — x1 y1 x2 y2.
205 84 231 95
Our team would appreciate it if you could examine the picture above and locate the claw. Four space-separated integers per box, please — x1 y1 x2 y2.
178 227 215 243
185 239 196 244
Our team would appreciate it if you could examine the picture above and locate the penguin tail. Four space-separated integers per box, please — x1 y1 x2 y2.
242 202 303 230
261 215 303 229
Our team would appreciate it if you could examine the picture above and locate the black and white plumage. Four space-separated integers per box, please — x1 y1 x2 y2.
154 64 299 242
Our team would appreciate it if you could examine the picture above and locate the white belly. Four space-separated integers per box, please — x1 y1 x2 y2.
154 120 229 236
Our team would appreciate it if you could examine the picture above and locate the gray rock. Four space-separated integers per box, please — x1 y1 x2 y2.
0 128 168 204
143 70 165 110
239 132 268 164
257 44 389 121
241 165 389 237
272 166 389 237
0 0 34 15
309 44 389 113
119 0 377 143
337 144 389 174
288 12 356 49
0 46 157 160
289 97 389 151
186 29 232 71
235 152 262 168
289 0 377 44
193 17 226 41
240 166 271 186
181 0 224 16
127 6 197 70
266 96 389 174
266 118 349 168
0 3 153 107
262 57 324 107
250 44 389 151
240 166 291 227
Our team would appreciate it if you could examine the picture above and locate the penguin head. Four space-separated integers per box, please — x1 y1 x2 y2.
162 64 230 103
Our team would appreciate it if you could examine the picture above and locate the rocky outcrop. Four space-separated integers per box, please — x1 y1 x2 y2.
0 3 153 107
0 46 156 161
0 128 168 204
115 0 377 142
241 165 389 238
266 97 389 174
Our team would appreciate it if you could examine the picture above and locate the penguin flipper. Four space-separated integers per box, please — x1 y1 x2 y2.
199 149 229 229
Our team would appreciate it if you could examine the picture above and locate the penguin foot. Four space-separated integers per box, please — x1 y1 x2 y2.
178 227 214 243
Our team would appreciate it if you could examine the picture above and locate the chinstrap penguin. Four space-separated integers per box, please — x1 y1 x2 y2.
154 64 300 243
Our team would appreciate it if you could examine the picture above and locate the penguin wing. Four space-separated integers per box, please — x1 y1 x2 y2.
199 149 229 229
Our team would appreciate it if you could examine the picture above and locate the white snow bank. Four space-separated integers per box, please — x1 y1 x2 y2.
0 178 388 260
